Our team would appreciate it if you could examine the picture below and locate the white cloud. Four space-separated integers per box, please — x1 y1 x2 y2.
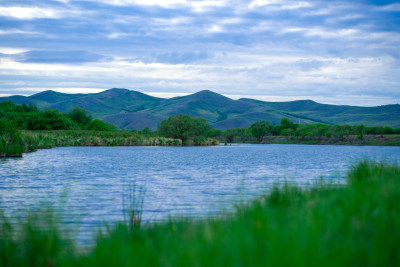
281 1 311 10
4 87 106 94
207 25 224 33
249 0 311 10
0 47 30 54
0 29 44 35
0 6 83 20
190 0 226 12
380 3 400 11
97 0 187 7
0 6 61 19
281 27 360 39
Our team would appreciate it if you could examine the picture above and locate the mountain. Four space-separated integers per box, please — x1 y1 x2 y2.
1 89 399 130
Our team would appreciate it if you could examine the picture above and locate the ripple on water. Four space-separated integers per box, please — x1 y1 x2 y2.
1 144 400 245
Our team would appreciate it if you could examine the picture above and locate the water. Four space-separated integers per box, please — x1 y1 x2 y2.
1 144 400 243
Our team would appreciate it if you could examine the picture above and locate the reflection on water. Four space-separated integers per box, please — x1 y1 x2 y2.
1 144 400 243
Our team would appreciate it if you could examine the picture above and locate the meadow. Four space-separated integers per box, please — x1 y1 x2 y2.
0 160 399 266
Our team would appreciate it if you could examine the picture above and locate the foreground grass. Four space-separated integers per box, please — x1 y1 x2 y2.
1 160 399 266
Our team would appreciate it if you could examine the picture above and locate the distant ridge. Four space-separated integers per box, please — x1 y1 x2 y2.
1 89 399 130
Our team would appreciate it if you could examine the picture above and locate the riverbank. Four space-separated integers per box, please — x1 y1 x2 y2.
0 160 399 266
256 134 400 146
0 130 219 157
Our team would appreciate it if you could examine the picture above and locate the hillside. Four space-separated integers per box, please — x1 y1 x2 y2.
1 89 399 130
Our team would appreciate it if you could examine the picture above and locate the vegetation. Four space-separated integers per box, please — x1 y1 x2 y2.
66 106 92 127
85 119 117 131
0 102 219 157
0 101 81 131
249 120 271 142
0 102 188 157
0 118 23 157
1 160 399 266
158 114 217 145
223 117 400 145
18 130 182 151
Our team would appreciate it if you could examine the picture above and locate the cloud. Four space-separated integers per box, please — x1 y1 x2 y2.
0 29 44 35
0 0 399 106
0 6 63 20
379 3 400 11
9 50 112 64
153 51 212 64
249 0 312 10
0 47 30 54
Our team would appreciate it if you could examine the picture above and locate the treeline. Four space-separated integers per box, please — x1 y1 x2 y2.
222 118 400 143
0 101 122 156
0 102 219 156
0 101 117 131
2 100 399 156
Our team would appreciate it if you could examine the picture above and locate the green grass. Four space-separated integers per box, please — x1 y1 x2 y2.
1 129 219 157
1 160 399 266
1 130 185 156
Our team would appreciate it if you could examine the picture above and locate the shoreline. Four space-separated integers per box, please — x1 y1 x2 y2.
224 134 400 147
1 130 219 157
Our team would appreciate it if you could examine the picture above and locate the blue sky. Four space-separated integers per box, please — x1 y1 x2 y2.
0 0 399 106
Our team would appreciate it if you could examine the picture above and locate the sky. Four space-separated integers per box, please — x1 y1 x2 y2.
0 0 399 106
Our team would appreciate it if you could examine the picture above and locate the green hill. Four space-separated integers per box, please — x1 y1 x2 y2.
1 89 399 130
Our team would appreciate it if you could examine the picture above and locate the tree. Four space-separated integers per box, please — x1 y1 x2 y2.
86 119 117 131
223 129 236 143
67 106 92 127
157 114 211 144
250 121 270 142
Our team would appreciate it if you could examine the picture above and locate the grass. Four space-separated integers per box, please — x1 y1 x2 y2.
1 130 183 157
1 160 399 266
1 129 219 157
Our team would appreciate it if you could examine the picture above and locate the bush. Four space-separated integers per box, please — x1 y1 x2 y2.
86 119 118 131
67 106 92 128
0 118 23 156
158 114 211 144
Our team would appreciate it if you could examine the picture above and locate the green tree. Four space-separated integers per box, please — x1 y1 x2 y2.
67 106 92 127
223 129 236 143
250 121 270 142
86 119 118 131
157 114 211 144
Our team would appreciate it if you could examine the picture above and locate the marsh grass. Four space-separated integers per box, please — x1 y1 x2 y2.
1 160 399 266
122 181 146 229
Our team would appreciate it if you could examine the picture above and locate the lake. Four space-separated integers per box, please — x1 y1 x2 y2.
1 144 400 243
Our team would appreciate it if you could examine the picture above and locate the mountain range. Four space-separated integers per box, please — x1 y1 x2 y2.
1 88 399 130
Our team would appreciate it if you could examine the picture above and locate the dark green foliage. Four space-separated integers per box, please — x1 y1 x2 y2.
1 161 399 265
0 118 23 156
0 208 75 266
223 128 236 143
0 101 79 130
158 114 211 144
222 117 400 144
67 106 92 127
86 119 118 131
26 109 79 130
140 127 154 135
250 120 271 142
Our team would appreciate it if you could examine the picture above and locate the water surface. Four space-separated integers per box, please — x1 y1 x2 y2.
1 144 400 243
